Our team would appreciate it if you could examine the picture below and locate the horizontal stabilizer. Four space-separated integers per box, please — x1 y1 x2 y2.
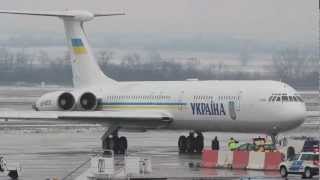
93 13 126 17
0 10 73 17
0 10 125 20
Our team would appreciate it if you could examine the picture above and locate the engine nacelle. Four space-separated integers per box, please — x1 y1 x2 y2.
35 91 76 111
78 92 98 111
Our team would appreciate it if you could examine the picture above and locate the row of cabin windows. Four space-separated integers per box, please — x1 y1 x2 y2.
106 95 171 100
194 95 239 101
268 95 303 102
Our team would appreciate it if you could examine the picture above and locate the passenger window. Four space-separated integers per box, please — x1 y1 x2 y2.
271 96 277 102
268 96 273 102
282 96 288 102
276 96 281 102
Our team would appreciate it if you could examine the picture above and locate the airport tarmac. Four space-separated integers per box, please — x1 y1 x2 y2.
0 86 318 180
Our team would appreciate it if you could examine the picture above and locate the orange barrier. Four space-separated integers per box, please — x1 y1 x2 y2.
232 151 249 169
201 149 218 168
264 151 283 170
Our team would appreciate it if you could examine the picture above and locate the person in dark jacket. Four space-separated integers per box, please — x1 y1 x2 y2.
211 136 220 150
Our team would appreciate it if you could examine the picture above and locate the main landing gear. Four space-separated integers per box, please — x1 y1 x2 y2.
102 127 128 155
178 131 204 153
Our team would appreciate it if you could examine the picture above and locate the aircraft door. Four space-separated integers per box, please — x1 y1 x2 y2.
228 91 242 120
228 101 237 120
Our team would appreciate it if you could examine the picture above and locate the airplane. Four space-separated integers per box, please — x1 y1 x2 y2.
0 10 308 154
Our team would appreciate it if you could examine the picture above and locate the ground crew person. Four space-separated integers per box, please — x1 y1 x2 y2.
228 137 238 151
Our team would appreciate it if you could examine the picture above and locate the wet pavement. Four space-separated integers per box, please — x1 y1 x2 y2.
0 129 318 180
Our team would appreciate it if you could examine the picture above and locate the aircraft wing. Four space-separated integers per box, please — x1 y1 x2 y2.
0 110 173 129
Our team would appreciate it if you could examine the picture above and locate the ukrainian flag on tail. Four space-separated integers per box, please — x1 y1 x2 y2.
71 38 87 54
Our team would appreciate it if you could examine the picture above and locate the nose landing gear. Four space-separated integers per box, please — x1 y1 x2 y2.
271 133 278 146
178 131 204 153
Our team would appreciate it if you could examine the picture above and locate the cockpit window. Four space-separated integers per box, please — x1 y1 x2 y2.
269 95 303 103
282 96 288 102
296 96 304 102
289 96 293 101
292 96 298 102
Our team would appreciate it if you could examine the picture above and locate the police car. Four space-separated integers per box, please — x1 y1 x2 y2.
279 152 319 179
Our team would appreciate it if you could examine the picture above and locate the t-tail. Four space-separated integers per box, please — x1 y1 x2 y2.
0 10 124 88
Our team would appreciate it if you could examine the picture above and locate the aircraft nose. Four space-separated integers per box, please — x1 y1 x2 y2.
288 103 307 125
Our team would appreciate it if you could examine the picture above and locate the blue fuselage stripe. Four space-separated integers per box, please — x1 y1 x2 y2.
101 102 187 106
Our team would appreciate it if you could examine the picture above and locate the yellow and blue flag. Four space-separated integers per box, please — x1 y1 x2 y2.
71 38 87 54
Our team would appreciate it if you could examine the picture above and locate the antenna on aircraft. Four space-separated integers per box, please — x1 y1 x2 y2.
0 10 125 21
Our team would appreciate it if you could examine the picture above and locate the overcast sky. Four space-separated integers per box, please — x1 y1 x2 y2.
0 0 317 44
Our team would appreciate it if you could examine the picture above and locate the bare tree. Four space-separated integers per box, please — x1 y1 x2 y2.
37 50 51 66
98 50 114 67
239 48 251 66
121 53 141 68
0 47 14 70
272 48 308 80
14 49 32 68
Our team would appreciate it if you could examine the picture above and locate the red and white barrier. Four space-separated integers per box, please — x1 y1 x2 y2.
217 150 233 168
201 149 218 168
264 152 283 170
201 149 283 171
232 151 249 169
247 152 265 170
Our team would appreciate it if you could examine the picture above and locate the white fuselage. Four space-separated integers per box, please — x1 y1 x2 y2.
88 80 306 134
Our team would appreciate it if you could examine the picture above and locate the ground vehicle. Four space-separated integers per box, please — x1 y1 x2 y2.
279 152 319 178
236 143 257 151
302 138 319 152
236 142 276 152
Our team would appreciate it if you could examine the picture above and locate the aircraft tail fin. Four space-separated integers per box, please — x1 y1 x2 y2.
0 10 125 88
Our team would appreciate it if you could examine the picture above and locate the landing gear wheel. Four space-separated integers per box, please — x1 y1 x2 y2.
8 170 18 179
102 136 111 150
178 136 187 153
109 136 120 154
302 168 313 179
186 133 195 153
101 127 128 155
280 166 288 178
119 136 128 154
